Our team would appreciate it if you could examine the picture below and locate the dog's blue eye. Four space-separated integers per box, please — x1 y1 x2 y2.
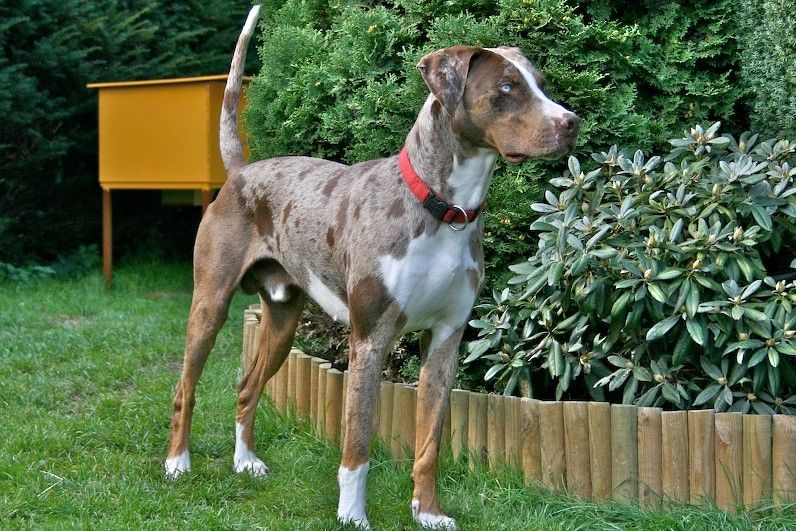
499 83 513 94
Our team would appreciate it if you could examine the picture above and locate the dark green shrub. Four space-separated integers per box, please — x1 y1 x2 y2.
467 123 796 413
737 0 796 141
245 0 741 287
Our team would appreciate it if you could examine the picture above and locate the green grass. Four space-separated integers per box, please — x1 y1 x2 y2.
1 261 794 530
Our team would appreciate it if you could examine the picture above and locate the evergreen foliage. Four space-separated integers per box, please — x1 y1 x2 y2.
737 0 796 141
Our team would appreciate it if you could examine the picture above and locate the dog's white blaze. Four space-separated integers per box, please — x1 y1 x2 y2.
489 48 569 122
448 149 497 208
307 270 350 324
233 422 269 476
412 500 457 529
380 228 478 332
338 462 371 529
164 450 191 479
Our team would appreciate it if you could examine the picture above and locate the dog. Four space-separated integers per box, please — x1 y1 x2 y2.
165 5 580 529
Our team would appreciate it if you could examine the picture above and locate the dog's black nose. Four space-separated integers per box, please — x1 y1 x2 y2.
558 112 582 131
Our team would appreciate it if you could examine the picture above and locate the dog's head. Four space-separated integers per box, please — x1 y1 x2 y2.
417 45 580 163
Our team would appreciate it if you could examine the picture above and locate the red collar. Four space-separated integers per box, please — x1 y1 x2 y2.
398 147 485 228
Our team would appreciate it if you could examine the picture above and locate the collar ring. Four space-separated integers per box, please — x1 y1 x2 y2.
448 205 469 231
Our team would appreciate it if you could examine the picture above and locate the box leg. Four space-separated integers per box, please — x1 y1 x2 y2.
102 188 113 289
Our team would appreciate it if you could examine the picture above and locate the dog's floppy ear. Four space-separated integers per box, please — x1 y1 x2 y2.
417 46 482 117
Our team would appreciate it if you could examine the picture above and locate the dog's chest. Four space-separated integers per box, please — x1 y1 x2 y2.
379 227 479 331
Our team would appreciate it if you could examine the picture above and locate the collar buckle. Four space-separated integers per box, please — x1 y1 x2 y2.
422 193 450 220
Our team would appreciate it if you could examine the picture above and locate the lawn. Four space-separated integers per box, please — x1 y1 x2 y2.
0 261 793 530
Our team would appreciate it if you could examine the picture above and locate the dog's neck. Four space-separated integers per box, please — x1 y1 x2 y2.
403 96 497 211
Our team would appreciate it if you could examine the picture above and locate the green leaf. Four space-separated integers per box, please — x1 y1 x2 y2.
693 384 721 406
686 318 707 346
748 347 768 367
529 220 556 232
721 386 734 406
743 307 768 321
776 343 796 356
504 369 520 396
700 358 724 381
547 262 565 286
685 284 700 319
669 218 684 243
611 291 633 320
735 255 758 282
464 338 491 363
672 328 691 366
609 370 630 392
741 279 762 299
468 319 493 330
508 261 537 275
648 283 668 303
769 348 780 368
586 226 611 249
566 233 584 251
608 355 630 368
633 366 652 382
637 385 661 407
531 203 557 213
484 363 506 381
661 382 681 405
646 314 680 341
750 203 773 232
591 247 619 259
568 156 581 178
622 377 639 404
549 341 565 377
655 268 682 281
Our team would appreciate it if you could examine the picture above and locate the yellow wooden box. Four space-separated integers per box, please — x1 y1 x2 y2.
87 74 249 191
87 74 250 287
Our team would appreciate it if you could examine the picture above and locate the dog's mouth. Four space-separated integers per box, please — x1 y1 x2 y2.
503 153 528 164
502 136 580 163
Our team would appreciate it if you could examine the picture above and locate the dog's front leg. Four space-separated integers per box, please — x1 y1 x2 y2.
411 325 463 529
336 332 392 530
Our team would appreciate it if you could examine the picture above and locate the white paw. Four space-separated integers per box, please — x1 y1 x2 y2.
233 455 270 477
164 451 191 479
337 514 372 529
412 500 457 529
338 462 370 529
234 422 270 477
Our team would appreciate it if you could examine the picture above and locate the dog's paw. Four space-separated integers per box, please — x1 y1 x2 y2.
233 455 271 477
164 451 191 480
411 500 457 529
337 514 372 530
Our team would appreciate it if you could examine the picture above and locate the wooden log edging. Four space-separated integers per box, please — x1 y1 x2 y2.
241 311 796 510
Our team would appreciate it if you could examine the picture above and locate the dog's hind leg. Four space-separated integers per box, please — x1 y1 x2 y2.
165 221 243 478
165 273 237 478
411 325 463 529
234 286 305 476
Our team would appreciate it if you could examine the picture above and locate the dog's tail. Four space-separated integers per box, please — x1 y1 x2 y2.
220 5 261 172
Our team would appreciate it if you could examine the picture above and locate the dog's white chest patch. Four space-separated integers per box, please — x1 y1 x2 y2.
380 227 478 332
